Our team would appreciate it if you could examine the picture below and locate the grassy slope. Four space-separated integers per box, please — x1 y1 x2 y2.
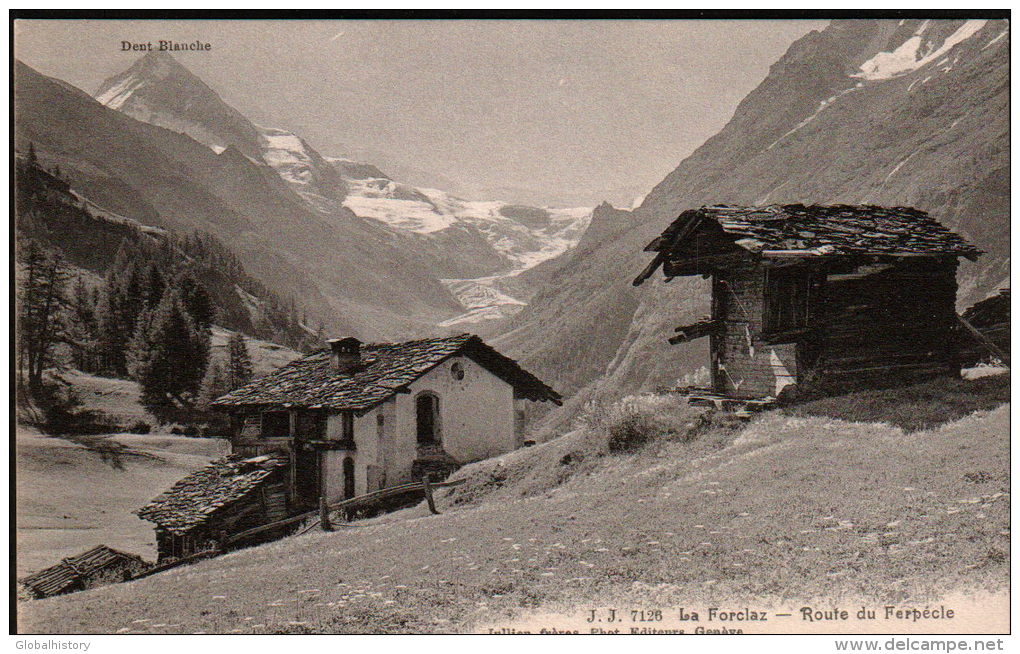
17 374 1009 634
15 427 226 576
209 326 303 377
48 328 301 427
15 332 298 575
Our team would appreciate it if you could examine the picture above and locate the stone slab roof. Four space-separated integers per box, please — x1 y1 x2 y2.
211 333 561 411
20 545 148 598
636 204 981 285
136 454 289 535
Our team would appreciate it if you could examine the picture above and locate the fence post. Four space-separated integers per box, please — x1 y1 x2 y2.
320 496 333 532
422 474 439 514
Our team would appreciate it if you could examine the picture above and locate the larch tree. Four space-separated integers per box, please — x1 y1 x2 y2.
175 270 215 331
67 276 99 373
17 241 71 390
200 360 230 407
97 252 147 377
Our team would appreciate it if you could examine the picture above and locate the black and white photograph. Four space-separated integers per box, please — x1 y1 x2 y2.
11 11 1011 641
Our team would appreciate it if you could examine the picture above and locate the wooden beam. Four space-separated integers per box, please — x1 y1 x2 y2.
664 252 745 277
632 251 666 286
759 326 813 344
634 213 707 285
668 318 721 345
958 315 1010 366
319 496 333 532
422 474 439 515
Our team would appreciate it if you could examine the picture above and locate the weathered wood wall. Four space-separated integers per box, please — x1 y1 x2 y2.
712 260 799 398
154 470 290 562
709 256 960 400
808 257 960 395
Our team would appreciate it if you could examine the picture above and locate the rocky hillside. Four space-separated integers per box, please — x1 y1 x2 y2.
496 18 1010 425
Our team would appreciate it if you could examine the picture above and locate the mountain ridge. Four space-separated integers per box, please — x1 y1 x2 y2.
90 52 594 330
17 59 466 340
495 18 1009 429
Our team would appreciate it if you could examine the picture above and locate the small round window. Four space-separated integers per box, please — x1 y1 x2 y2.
450 362 465 380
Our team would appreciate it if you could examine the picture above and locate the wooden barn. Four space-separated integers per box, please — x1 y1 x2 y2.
138 334 559 561
19 545 149 599
634 204 982 402
136 454 290 562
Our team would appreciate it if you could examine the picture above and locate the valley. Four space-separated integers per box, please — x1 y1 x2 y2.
86 50 595 333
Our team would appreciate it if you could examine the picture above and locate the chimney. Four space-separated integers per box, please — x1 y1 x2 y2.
328 337 362 372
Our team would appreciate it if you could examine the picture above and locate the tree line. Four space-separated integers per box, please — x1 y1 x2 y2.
17 238 255 421
16 147 320 353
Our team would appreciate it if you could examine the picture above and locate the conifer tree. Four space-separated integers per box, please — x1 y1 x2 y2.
200 360 230 407
67 276 99 373
143 264 165 311
17 241 71 389
128 289 211 415
97 257 146 377
226 332 254 391
175 270 215 330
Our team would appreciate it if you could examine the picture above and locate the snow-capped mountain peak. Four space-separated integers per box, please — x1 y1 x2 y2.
94 52 595 328
94 51 263 159
257 125 345 200
334 165 591 270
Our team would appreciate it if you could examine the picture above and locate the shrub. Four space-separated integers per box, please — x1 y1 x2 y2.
584 393 712 452
129 421 151 434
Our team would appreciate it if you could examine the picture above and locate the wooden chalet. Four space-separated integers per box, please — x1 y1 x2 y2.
139 334 559 561
19 545 149 599
634 204 982 401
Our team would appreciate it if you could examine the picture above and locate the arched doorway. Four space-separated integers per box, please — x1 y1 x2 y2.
342 456 356 499
416 392 440 445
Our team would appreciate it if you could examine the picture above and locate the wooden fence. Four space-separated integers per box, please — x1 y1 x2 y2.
128 476 467 579
225 475 466 544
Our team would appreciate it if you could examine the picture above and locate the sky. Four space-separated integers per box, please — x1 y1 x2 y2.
15 19 827 206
